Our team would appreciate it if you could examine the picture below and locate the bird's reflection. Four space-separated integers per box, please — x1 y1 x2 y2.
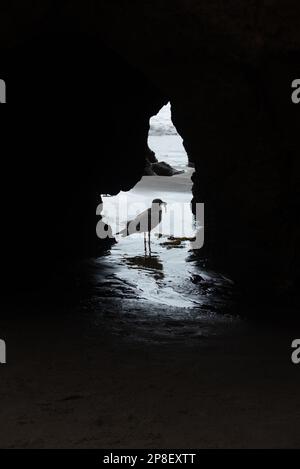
124 254 164 281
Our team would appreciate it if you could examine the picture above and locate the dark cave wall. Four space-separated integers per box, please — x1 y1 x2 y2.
171 54 300 293
1 1 300 295
0 29 167 284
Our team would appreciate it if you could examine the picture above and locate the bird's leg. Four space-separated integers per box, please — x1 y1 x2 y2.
144 232 147 256
148 231 151 257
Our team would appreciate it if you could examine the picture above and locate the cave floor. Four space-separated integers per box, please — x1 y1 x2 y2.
0 303 300 449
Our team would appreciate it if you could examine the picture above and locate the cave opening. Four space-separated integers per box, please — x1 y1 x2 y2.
98 103 206 309
94 100 234 338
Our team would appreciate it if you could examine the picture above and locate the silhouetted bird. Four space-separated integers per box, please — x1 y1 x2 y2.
116 198 167 254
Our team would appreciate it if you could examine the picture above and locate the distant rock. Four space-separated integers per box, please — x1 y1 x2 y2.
146 147 158 164
151 161 184 176
144 159 157 175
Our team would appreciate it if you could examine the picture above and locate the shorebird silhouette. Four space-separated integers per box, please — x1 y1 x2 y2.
116 198 167 255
